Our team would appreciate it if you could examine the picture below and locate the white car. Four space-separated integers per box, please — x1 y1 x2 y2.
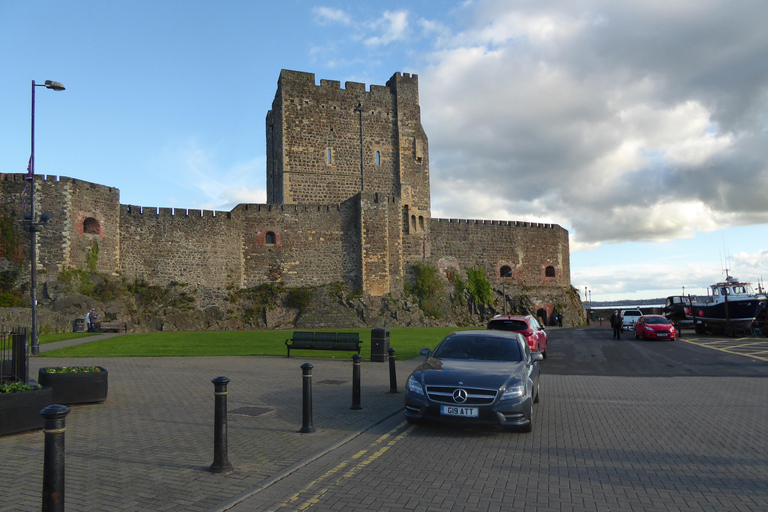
621 310 642 331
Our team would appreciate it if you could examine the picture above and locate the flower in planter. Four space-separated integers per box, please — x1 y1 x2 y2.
0 382 43 393
41 366 102 374
38 366 108 405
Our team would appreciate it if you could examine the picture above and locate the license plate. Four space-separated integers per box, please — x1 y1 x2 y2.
657 333 668 337
441 406 478 417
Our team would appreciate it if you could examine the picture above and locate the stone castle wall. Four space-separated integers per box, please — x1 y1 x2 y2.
429 218 571 287
0 69 574 312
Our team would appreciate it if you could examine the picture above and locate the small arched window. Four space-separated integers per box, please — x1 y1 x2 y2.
83 217 100 235
265 231 276 245
418 216 424 230
375 151 381 166
545 265 556 277
411 215 417 231
500 265 512 278
326 148 332 165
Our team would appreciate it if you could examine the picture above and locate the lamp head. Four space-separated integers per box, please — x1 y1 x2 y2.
40 212 54 224
44 80 65 91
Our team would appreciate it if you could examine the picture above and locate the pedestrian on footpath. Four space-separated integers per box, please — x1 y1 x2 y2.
610 310 621 340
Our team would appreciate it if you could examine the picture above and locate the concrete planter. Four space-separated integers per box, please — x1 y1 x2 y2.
0 386 53 436
38 366 108 405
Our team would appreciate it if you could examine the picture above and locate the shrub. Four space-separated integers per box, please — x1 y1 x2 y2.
408 262 444 319
0 214 25 265
467 267 492 306
286 288 313 313
86 241 100 272
0 382 42 393
41 366 102 374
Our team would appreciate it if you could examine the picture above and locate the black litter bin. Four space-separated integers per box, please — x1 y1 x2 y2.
371 328 390 362
73 318 86 333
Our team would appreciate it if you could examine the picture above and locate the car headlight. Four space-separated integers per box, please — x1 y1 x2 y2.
501 383 525 400
407 375 425 396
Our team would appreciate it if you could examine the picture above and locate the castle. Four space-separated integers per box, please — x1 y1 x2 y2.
0 69 572 321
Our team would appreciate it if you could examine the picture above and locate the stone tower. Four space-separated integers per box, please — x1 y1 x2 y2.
265 70 432 294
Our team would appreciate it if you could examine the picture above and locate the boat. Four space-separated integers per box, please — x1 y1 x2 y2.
664 274 767 335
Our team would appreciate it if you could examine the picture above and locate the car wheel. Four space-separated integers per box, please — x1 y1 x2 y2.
634 330 639 339
533 381 540 404
518 420 533 433
541 349 547 359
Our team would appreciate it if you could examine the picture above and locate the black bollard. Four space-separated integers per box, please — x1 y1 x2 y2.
387 348 399 394
41 404 70 512
351 354 363 410
210 376 234 474
300 363 315 433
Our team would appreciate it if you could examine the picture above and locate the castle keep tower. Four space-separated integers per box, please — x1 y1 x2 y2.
266 70 432 294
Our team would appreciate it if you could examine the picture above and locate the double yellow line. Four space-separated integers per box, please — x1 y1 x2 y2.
267 421 415 512
680 336 768 361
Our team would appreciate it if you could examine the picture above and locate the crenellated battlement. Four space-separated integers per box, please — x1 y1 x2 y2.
434 218 559 229
123 204 231 219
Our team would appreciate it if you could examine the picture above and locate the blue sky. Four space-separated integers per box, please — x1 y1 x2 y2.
2 0 767 302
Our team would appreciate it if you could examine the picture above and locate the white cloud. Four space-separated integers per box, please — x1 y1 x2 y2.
313 7 351 26
364 10 410 46
416 0 768 251
156 139 265 210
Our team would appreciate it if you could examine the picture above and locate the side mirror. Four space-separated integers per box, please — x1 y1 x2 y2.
420 348 431 359
531 353 544 363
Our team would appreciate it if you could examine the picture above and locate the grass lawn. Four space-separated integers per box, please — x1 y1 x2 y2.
39 333 100 345
38 327 477 360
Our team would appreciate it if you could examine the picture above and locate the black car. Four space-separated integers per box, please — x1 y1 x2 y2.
404 330 542 432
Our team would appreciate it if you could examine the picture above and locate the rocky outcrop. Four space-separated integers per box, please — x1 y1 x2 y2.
1 278 583 334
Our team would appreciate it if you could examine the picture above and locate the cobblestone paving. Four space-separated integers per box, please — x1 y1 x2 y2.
231 375 768 512
3 331 767 512
2 353 418 512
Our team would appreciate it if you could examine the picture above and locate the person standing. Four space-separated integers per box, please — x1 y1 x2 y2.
610 310 621 340
85 308 96 332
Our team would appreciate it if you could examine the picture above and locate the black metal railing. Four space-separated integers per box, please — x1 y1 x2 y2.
0 327 29 384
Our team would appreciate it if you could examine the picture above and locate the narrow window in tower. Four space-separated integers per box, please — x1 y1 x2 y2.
326 148 332 165
411 215 417 231
266 231 276 245
545 265 556 277
419 216 424 230
375 151 381 166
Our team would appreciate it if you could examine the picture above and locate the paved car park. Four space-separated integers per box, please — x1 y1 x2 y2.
2 327 767 511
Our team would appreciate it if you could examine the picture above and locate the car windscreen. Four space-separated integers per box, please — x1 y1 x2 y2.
433 335 522 362
487 320 528 331
644 317 670 325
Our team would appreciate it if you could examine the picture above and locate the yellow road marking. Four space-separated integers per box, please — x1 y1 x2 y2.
267 421 414 512
679 338 768 361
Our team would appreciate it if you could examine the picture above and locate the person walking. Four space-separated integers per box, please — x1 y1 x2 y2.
610 310 621 340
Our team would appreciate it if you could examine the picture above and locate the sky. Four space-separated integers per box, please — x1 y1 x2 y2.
2 0 768 302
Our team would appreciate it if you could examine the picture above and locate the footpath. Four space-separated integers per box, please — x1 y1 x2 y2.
2 333 421 512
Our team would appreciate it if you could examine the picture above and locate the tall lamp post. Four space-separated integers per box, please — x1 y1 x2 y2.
26 80 65 356
584 286 590 325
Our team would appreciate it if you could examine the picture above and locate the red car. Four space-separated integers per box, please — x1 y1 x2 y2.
487 315 547 358
634 315 677 341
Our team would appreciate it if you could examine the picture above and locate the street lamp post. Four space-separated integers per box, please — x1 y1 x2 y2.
27 80 64 356
584 286 590 325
